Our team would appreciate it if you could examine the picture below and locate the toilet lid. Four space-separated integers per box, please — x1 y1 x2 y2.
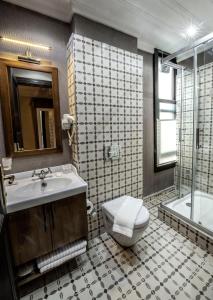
102 196 149 229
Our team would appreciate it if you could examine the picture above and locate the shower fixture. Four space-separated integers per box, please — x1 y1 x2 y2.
161 60 185 71
160 64 170 73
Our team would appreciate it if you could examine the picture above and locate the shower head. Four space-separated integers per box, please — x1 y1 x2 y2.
161 60 186 71
161 64 170 73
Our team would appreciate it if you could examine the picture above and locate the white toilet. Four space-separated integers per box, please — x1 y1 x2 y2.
102 196 150 247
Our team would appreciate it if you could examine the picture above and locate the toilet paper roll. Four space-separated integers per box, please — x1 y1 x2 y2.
86 200 94 215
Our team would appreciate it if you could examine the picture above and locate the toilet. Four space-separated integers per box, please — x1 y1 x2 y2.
102 196 150 247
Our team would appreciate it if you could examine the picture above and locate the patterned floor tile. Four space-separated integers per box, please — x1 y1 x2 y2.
21 189 213 300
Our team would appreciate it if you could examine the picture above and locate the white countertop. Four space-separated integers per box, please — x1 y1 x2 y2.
5 164 87 214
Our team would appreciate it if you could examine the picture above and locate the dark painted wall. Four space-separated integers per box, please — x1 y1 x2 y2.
71 14 137 53
0 4 174 195
138 50 174 196
0 1 71 173
71 15 174 196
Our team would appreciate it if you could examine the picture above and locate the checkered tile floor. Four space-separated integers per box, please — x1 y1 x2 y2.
21 189 213 300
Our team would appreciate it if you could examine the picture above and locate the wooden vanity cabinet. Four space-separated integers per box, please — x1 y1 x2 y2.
8 205 52 266
7 193 88 267
51 193 88 250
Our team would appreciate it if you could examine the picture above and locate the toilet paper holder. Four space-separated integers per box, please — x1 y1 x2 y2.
86 200 96 217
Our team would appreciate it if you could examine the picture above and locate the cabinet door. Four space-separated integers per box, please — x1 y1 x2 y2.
8 205 52 266
0 222 17 300
51 193 88 250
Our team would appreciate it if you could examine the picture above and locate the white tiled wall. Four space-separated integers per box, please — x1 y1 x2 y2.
67 34 143 239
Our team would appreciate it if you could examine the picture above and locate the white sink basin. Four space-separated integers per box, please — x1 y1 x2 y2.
5 164 87 213
16 177 72 198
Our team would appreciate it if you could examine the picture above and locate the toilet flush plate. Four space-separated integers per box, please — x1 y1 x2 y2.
104 144 121 160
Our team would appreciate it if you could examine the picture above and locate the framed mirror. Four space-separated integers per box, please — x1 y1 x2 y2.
0 59 62 156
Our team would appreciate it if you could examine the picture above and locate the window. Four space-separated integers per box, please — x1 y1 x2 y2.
154 49 177 172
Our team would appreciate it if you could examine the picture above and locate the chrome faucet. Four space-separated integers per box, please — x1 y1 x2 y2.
32 168 52 187
3 174 15 185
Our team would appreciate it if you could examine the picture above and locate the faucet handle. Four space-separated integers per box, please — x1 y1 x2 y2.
32 168 52 178
32 170 40 177
43 168 52 175
4 174 15 185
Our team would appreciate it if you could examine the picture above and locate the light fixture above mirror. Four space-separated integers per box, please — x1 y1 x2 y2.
0 36 52 64
0 36 51 51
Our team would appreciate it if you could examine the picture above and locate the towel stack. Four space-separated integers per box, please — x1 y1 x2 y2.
37 240 87 273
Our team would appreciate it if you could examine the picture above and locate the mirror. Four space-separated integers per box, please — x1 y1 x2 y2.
0 59 62 156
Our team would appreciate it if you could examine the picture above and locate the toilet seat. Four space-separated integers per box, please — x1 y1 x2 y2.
102 196 149 229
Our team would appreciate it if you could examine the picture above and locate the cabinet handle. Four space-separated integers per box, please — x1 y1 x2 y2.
42 206 47 232
51 205 55 230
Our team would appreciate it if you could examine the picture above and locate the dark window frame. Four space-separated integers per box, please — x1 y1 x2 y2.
153 48 177 172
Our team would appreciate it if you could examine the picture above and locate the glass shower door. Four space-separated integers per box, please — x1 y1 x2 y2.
176 56 195 227
168 63 194 219
191 43 213 233
178 68 194 199
163 35 213 237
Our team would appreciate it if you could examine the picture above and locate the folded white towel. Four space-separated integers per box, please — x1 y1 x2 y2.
37 240 87 269
39 247 86 273
112 196 143 238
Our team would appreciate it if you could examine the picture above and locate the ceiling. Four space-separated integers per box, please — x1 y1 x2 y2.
4 0 213 53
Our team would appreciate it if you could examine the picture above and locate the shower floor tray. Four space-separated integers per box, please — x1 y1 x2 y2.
158 190 213 254
166 190 213 232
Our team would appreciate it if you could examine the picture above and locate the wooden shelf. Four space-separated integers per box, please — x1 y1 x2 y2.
17 271 42 287
17 258 78 297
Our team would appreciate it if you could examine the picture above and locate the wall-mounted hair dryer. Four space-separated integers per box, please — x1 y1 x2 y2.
61 114 76 146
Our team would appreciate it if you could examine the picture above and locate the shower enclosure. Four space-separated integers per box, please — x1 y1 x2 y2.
161 33 213 236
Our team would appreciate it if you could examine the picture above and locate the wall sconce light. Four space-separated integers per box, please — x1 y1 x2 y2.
0 36 52 51
0 36 52 64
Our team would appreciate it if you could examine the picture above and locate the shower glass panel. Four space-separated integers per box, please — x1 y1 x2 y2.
177 66 194 202
162 34 213 236
192 42 213 231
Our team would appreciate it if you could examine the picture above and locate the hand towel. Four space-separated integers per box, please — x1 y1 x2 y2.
112 196 143 238
37 240 87 269
39 247 86 273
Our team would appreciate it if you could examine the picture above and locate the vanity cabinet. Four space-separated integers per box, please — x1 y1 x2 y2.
51 193 88 250
8 193 88 267
8 205 52 266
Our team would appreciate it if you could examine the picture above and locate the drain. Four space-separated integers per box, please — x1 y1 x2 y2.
186 202 192 207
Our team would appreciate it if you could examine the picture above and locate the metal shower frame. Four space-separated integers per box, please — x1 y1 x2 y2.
160 32 213 237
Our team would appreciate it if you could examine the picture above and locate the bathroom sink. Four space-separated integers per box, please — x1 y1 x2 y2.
16 177 72 198
5 164 87 213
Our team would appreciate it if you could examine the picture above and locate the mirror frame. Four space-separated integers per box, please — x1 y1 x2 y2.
0 58 62 157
